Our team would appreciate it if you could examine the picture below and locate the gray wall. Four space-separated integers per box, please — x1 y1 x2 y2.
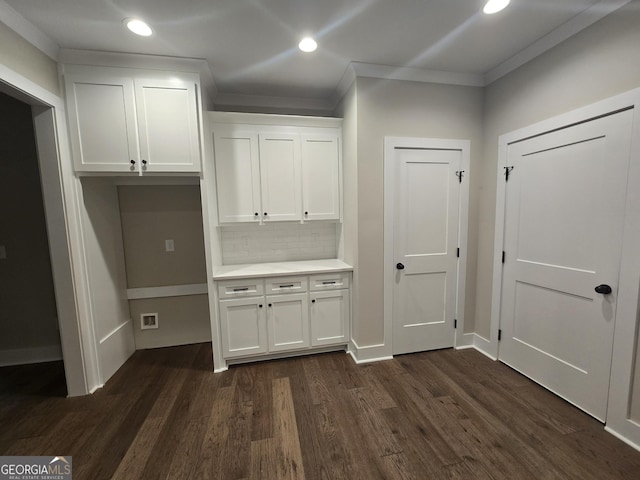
477 1 640 339
0 92 60 362
0 21 59 96
353 77 484 346
118 185 210 349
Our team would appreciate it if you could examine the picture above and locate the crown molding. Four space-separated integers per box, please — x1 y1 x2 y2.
0 0 59 60
351 62 485 87
484 0 632 85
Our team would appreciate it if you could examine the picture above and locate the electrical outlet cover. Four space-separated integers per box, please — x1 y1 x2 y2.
140 313 159 330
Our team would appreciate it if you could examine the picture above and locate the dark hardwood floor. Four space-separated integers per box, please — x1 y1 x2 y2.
1 343 640 479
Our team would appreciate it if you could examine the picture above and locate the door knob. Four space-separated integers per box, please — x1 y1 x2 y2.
595 284 612 295
396 263 405 270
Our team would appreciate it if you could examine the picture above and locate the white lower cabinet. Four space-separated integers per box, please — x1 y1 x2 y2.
216 271 351 361
310 289 349 347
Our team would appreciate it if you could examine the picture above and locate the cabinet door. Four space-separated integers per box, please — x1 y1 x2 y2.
65 73 139 172
301 134 341 221
214 127 262 223
266 293 309 352
310 289 349 347
219 297 267 358
259 133 302 222
134 78 201 173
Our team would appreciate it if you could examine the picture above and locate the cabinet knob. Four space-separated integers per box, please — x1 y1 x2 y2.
268 303 272 307
254 212 259 217
264 212 268 216
259 304 263 308
305 211 309 215
130 159 135 165
142 159 147 165
312 299 316 303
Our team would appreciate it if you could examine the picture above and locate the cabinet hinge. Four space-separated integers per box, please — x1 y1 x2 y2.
457 247 460 258
498 329 502 341
456 170 465 183
504 166 514 181
502 251 506 264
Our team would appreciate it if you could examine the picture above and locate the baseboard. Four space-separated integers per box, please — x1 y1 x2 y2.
455 332 475 350
99 319 135 383
0 344 63 367
472 333 498 360
605 425 640 453
348 340 393 364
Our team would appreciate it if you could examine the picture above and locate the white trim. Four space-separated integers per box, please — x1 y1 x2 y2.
383 136 471 356
484 0 632 85
208 111 343 129
331 63 357 110
490 87 640 447
127 283 208 300
348 340 393 364
0 0 59 60
99 320 132 345
605 426 640 453
0 345 63 366
455 333 475 350
97 319 135 382
0 63 97 396
473 334 498 361
352 62 484 87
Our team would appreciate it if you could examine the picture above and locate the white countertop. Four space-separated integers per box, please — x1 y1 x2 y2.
212 259 353 280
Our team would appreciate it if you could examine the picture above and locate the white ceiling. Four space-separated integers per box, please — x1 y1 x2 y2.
2 0 623 108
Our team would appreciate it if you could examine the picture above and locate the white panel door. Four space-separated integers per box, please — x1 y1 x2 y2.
259 133 302 222
213 128 262 223
310 289 349 346
135 78 200 172
65 75 139 172
499 110 633 421
393 148 461 354
267 293 309 352
219 297 267 358
301 134 341 221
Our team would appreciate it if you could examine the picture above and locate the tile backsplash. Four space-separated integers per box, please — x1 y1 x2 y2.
220 223 338 265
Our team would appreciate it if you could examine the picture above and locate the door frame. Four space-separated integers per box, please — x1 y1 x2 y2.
489 87 640 446
384 137 471 354
0 64 98 396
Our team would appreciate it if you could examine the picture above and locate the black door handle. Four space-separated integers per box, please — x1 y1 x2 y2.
595 284 612 295
396 263 405 270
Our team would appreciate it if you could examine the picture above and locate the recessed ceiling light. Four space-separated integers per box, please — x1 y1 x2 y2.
124 18 153 37
298 37 318 53
483 0 510 15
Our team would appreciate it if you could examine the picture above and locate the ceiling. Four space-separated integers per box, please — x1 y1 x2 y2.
2 0 620 109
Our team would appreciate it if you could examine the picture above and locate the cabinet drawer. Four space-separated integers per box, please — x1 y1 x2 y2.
265 276 308 294
309 272 351 291
217 279 264 298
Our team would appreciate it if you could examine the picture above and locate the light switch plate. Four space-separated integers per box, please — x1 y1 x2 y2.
0 245 6 260
165 239 175 252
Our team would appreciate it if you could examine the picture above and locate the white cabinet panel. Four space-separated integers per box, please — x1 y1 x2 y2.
213 129 261 223
64 66 201 175
219 297 267 358
259 133 302 222
302 134 341 221
310 289 349 346
135 79 201 172
65 74 139 173
267 293 309 352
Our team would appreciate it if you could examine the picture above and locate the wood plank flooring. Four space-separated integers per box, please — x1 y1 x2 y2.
2 343 640 479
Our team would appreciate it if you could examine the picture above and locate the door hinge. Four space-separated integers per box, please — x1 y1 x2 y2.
457 247 460 258
502 251 506 264
504 166 514 181
498 329 502 341
456 170 465 183
454 319 457 329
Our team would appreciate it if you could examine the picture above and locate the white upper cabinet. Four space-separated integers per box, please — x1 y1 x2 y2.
212 118 342 225
213 128 261 223
259 132 302 222
301 134 341 221
64 66 201 174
